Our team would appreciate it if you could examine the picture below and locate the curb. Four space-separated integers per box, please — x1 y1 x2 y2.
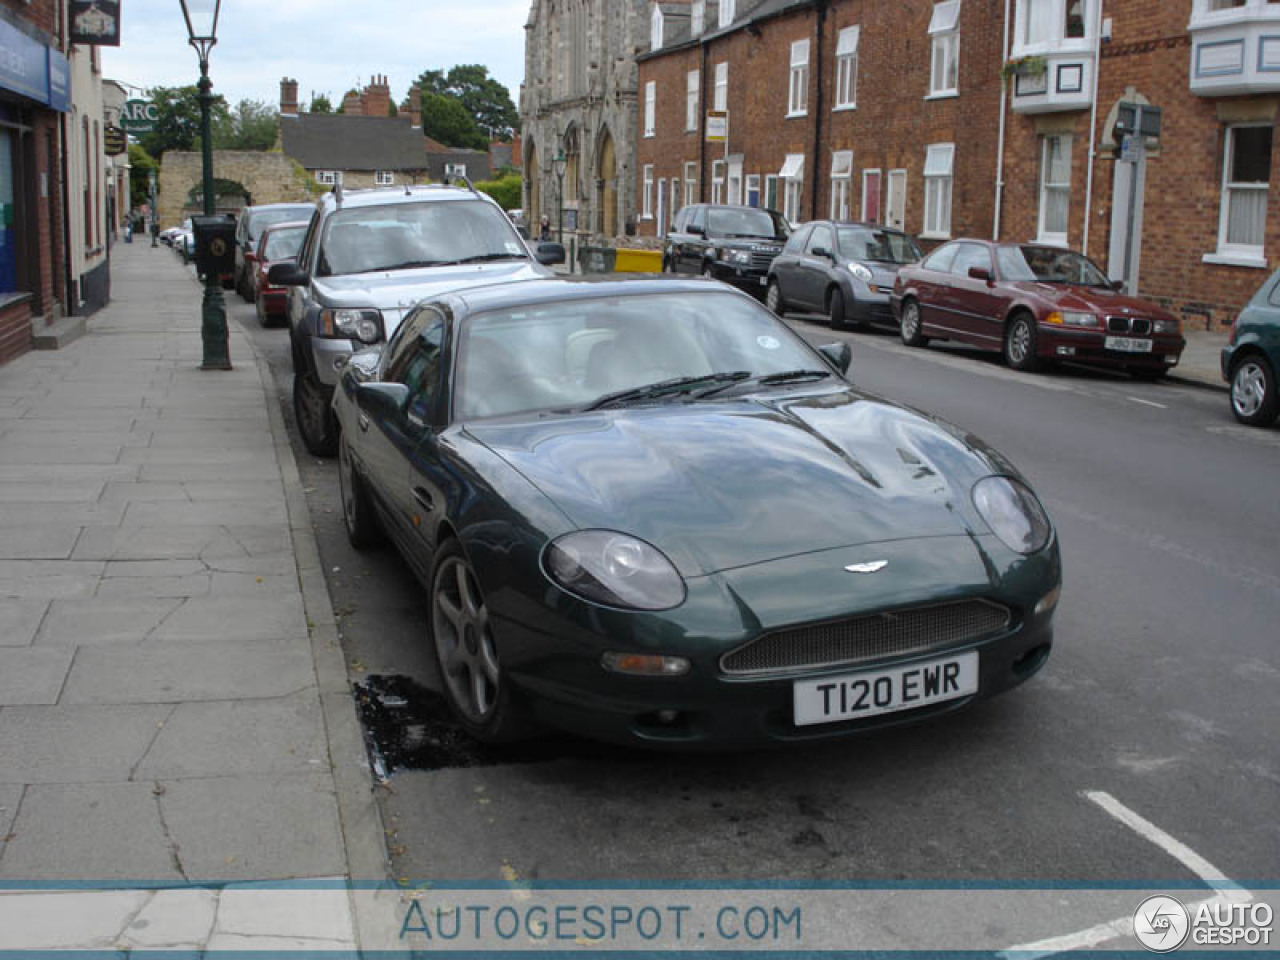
1166 372 1228 394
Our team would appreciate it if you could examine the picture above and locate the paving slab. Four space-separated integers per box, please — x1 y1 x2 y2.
60 640 317 704
72 525 273 561
0 784 22 838
119 446 274 466
0 704 170 782
116 887 220 949
0 782 182 880
0 526 82 560
0 890 152 949
0 482 105 503
182 481 285 503
0 648 75 705
0 502 127 527
135 691 327 779
0 443 123 464
35 597 183 646
122 500 288 527
0 599 48 646
139 460 287 482
0 463 139 483
213 884 356 943
160 775 345 881
153 592 307 642
0 560 103 599
100 481 192 503
93 574 213 600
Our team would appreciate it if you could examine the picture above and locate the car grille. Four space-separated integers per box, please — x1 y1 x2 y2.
1107 316 1152 336
719 600 1012 677
750 251 780 271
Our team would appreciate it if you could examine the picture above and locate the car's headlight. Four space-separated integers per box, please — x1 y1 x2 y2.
543 530 686 611
719 248 751 266
972 476 1052 555
321 308 383 344
1046 311 1098 328
848 262 873 283
1153 317 1180 335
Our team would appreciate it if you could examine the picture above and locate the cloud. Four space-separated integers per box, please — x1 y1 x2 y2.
102 0 528 110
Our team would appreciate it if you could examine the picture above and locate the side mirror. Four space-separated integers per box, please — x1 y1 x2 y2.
535 242 566 266
688 224 706 237
356 382 410 421
818 342 852 376
811 246 832 260
268 262 309 286
967 266 994 284
1111 279 1125 292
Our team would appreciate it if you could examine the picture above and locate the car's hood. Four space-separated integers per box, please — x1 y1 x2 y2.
467 387 1012 577
313 260 552 336
1009 282 1172 317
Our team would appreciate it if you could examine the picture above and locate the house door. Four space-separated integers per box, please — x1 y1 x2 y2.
886 170 906 230
862 169 882 224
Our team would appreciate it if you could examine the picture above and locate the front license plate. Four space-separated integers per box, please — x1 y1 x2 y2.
793 651 978 726
759 276 768 286
1105 336 1153 353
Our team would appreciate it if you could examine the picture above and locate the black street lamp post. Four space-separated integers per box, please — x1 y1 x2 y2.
552 149 567 245
179 0 230 370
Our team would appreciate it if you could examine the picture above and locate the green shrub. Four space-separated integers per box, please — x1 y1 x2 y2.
474 173 522 211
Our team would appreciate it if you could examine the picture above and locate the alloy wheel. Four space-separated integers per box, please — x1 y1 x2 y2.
433 556 500 723
1231 358 1276 425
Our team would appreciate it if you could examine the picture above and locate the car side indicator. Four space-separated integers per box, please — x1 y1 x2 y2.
845 560 888 574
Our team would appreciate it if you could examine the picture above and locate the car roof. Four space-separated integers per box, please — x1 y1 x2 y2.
259 219 310 233
317 183 493 213
245 202 314 214
446 275 744 315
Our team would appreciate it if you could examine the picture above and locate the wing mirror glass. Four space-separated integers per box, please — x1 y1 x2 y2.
818 342 852 376
356 382 410 420
967 266 994 284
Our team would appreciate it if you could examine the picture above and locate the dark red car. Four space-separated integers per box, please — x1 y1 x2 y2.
892 241 1185 379
253 220 309 327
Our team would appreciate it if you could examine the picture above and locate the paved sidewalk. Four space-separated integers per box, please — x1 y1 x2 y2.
1168 325 1230 392
0 241 394 949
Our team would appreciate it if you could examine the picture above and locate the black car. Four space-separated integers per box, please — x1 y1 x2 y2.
664 204 790 297
768 221 922 330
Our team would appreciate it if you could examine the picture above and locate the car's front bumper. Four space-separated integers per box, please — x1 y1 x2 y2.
705 261 773 298
1036 326 1185 370
258 288 289 316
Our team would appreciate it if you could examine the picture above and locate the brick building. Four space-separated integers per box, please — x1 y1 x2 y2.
0 0 71 365
635 0 1280 328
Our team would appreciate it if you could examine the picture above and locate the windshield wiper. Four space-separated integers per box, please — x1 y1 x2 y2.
584 371 751 411
448 253 528 265
365 259 450 272
698 368 832 398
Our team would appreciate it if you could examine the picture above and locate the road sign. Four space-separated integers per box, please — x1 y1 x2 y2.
121 99 158 134
706 110 728 142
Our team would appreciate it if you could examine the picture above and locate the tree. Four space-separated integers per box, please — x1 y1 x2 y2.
127 142 157 210
308 93 333 114
476 173 521 211
419 92 488 151
414 64 518 141
138 85 229 158
213 99 278 151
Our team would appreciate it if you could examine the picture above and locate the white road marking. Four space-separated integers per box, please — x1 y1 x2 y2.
998 791 1252 959
1127 396 1167 409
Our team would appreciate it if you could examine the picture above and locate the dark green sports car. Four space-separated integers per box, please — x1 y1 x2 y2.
333 276 1061 746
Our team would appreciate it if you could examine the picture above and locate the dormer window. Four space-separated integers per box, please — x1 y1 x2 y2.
691 0 705 36
719 0 736 30
651 5 664 51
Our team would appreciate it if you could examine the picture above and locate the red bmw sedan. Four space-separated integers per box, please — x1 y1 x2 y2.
892 241 1185 379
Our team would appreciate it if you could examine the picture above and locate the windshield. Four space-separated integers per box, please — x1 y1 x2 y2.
706 208 789 240
998 245 1111 286
249 207 312 241
317 200 526 277
262 227 306 261
454 291 825 420
836 227 921 264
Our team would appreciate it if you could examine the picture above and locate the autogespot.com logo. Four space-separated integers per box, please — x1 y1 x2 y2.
1133 895 1191 952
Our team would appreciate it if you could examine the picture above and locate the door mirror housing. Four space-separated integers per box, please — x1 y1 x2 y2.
811 246 832 260
967 266 994 284
356 382 410 421
687 224 705 237
267 262 309 286
534 242 566 265
818 341 852 376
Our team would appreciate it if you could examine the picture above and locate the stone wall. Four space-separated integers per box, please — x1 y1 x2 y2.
158 152 315 227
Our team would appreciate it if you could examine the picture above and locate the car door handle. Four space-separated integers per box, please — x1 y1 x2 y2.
357 411 369 432
412 487 434 512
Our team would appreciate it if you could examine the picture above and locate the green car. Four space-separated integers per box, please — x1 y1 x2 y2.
1222 267 1280 427
333 276 1061 747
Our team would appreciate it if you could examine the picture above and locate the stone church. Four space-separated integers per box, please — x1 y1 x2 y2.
521 0 651 243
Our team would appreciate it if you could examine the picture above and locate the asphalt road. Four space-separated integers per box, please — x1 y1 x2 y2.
228 291 1279 896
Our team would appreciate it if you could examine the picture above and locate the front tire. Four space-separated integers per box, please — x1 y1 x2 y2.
766 280 787 316
338 431 382 549
293 369 338 457
430 539 531 742
827 287 849 330
1003 313 1040 372
899 299 929 347
1230 355 1279 427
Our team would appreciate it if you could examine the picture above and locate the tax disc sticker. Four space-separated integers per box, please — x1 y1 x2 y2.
757 335 781 350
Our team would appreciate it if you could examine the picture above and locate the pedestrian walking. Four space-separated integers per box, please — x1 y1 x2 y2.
538 216 552 242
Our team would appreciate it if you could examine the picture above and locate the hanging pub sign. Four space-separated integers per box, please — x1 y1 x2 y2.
104 125 127 156
120 99 157 134
69 1 121 46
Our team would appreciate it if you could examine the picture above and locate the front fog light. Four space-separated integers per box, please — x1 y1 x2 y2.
602 652 691 676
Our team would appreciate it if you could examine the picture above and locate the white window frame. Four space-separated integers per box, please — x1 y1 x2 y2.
719 0 736 29
642 164 654 220
928 1 961 98
651 5 664 50
684 161 698 206
686 70 700 132
746 173 761 207
923 143 954 239
788 40 810 117
316 170 341 185
834 26 860 110
375 170 394 186
644 81 656 138
727 157 743 206
1214 124 1271 264
830 150 853 220
444 163 467 178
1037 135 1072 246
691 0 705 36
714 62 728 112
711 159 726 204
780 153 805 224
1013 0 1093 55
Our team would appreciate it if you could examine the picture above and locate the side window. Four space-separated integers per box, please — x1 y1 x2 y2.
387 314 446 425
922 243 958 273
783 224 812 255
295 212 321 272
950 243 992 277
689 206 707 232
673 208 687 233
806 224 833 254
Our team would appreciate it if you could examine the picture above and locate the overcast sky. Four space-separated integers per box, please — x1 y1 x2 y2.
102 0 529 114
